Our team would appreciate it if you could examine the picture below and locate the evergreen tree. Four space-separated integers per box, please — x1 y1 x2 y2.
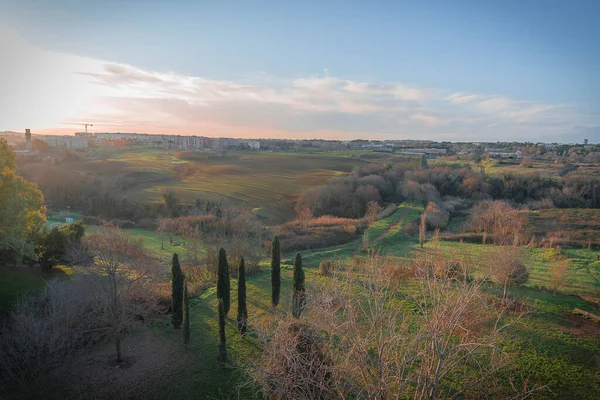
171 253 184 328
271 235 281 307
217 248 231 315
292 252 306 318
182 278 190 344
217 298 227 363
237 257 248 334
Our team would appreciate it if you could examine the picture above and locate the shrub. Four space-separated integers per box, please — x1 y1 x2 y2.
319 259 335 276
255 320 333 399
82 215 100 225
0 277 112 392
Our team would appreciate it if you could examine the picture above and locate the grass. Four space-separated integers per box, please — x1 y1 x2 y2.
43 147 419 222
85 225 193 261
0 266 45 311
154 239 600 399
154 263 299 399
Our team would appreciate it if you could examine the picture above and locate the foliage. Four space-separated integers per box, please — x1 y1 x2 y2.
182 279 190 344
292 253 306 318
318 259 335 276
271 235 281 307
35 221 85 271
171 253 184 328
0 139 46 259
217 299 227 364
237 257 248 334
217 248 231 316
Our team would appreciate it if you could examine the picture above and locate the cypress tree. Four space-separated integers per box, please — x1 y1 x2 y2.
237 257 248 334
271 235 281 307
217 298 227 363
182 278 190 344
171 253 184 328
217 248 231 316
292 252 306 318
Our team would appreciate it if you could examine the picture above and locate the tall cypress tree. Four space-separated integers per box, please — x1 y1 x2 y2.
182 278 190 344
237 257 248 334
171 253 184 328
217 298 227 364
217 248 231 316
292 252 306 318
271 235 281 307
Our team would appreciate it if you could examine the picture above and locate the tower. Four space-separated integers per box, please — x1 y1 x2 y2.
584 138 589 145
25 129 32 150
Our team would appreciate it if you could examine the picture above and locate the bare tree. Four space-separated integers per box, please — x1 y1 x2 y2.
467 200 528 245
491 247 529 305
365 200 382 224
419 212 426 248
81 224 157 363
550 258 569 294
250 250 537 399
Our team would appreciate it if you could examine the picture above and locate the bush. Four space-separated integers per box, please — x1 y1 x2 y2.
109 219 136 229
137 218 157 230
82 215 100 225
0 277 111 392
255 320 333 399
319 259 336 276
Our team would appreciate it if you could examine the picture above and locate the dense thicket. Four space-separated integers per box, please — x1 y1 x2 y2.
296 162 600 219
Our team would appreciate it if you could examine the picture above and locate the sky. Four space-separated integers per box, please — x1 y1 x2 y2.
0 0 599 142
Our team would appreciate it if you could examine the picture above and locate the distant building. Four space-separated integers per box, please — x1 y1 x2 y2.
584 138 589 145
248 140 260 150
25 129 32 150
40 135 88 149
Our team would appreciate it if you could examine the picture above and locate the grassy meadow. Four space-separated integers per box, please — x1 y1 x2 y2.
42 148 419 222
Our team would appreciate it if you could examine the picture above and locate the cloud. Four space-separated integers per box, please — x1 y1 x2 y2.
1 28 597 141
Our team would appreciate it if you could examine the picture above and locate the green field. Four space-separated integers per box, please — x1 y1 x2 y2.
32 148 419 222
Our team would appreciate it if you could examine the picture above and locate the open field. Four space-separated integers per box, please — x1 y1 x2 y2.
433 156 600 179
23 148 420 222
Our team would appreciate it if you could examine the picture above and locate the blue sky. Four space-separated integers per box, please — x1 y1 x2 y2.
1 0 598 141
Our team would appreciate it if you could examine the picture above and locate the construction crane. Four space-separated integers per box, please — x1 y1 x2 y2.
60 122 93 133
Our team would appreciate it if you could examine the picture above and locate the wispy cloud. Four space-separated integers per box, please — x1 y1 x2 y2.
1 27 597 141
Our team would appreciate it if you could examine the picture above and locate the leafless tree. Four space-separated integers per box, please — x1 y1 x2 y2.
249 250 538 399
366 201 382 224
419 212 426 248
467 200 528 245
490 247 529 305
550 258 569 294
0 276 111 392
80 224 158 363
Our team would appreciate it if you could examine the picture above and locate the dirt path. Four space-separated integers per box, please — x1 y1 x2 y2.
372 205 413 244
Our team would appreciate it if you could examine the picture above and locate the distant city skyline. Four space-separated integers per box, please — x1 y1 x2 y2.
1 0 599 142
